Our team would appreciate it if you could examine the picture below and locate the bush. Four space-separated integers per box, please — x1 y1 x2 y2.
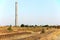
7 25 12 31
41 28 45 33
46 27 49 30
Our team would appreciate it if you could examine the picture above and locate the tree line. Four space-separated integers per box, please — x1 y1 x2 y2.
20 24 60 28
6 24 60 29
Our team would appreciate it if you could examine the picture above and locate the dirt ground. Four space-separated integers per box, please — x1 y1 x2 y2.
0 27 60 40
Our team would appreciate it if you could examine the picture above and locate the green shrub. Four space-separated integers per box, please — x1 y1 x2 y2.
7 25 12 31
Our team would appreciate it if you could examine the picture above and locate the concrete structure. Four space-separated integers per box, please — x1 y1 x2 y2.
15 1 18 26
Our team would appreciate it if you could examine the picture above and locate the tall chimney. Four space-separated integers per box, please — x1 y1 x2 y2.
15 1 18 26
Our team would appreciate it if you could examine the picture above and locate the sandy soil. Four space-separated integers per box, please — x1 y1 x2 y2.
0 27 59 40
12 29 60 40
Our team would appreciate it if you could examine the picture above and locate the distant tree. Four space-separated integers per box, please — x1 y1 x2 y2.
35 25 37 27
31 25 34 27
24 25 28 27
29 25 32 27
21 24 24 27
43 25 49 27
29 25 34 27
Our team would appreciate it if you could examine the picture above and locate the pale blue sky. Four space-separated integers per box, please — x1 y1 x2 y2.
0 0 60 25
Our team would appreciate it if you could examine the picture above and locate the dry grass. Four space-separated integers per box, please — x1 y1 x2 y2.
0 26 59 40
0 26 53 34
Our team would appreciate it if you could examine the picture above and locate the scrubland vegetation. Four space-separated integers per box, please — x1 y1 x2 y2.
0 24 60 40
0 24 60 33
